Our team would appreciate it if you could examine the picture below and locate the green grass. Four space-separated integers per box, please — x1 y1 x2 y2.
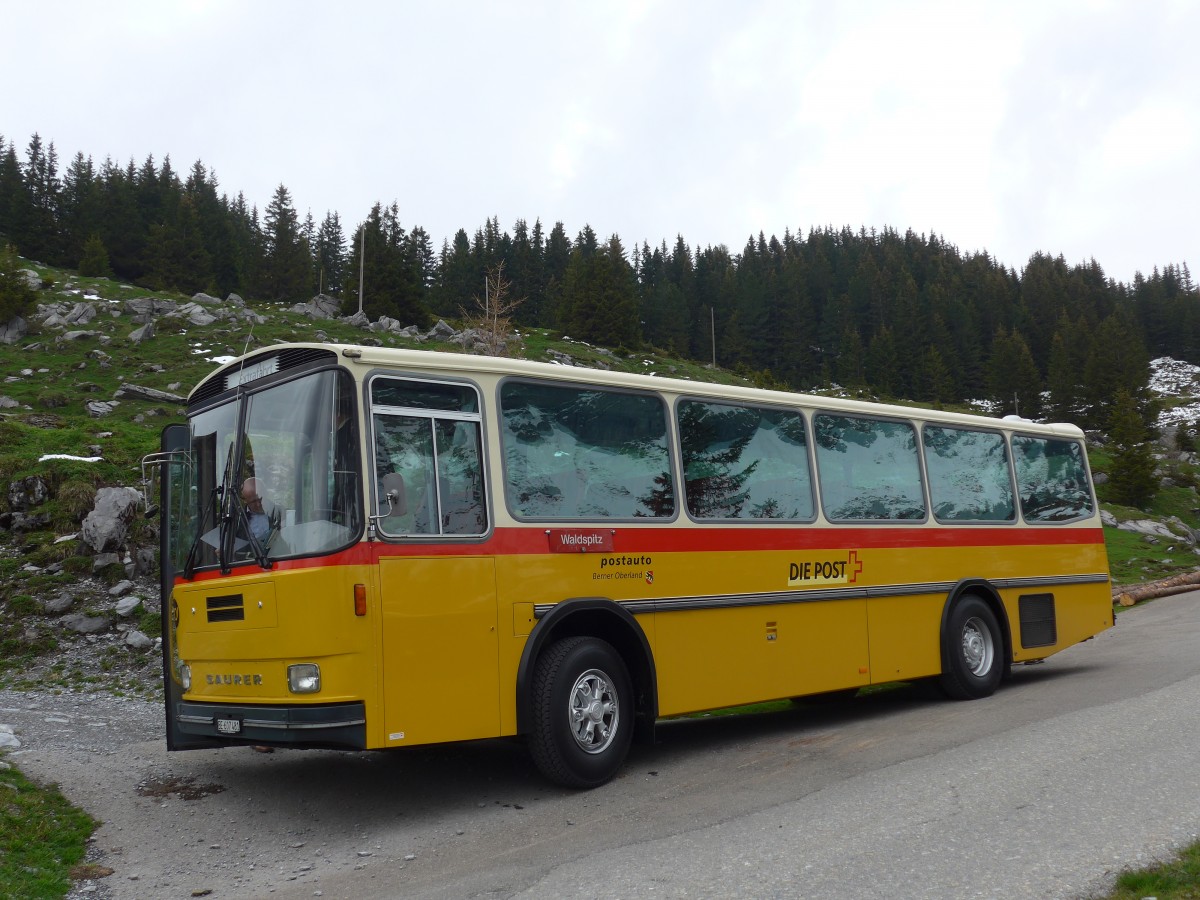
0 760 97 899
1106 840 1200 898
1104 525 1200 586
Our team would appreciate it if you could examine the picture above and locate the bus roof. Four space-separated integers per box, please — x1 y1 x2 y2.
196 341 1086 439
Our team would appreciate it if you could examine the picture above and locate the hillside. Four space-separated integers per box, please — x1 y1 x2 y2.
2 259 1200 697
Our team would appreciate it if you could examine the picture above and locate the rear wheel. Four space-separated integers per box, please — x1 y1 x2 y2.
528 636 633 788
939 596 1004 700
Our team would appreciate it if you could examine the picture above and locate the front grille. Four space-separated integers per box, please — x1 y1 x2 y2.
1019 593 1057 648
207 594 245 623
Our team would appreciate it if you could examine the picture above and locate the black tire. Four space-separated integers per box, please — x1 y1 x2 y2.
939 596 1004 700
528 636 633 788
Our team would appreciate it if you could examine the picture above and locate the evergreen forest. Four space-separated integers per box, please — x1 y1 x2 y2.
3 131 1198 428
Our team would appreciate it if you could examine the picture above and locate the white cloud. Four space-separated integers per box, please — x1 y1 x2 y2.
1 0 1196 282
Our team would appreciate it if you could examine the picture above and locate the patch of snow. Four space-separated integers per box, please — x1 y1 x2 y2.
40 454 102 463
209 355 237 365
1150 357 1200 427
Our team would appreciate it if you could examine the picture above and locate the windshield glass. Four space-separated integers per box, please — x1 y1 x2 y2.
170 368 362 574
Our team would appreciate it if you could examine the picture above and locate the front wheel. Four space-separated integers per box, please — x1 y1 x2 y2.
939 596 1004 700
528 636 633 788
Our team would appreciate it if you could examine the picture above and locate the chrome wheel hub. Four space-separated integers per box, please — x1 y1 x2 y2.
961 616 994 676
568 668 619 754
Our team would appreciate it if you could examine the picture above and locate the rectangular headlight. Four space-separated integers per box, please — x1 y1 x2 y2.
287 663 321 694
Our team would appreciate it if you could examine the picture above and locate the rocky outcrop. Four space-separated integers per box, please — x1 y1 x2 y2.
0 315 28 344
81 486 143 553
112 384 186 404
290 294 342 319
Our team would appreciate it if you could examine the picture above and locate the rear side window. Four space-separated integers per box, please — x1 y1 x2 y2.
500 381 675 519
815 414 925 521
923 426 1015 522
678 400 814 520
1011 435 1094 522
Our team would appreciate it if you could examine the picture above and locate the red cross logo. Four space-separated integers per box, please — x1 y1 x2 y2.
848 550 863 583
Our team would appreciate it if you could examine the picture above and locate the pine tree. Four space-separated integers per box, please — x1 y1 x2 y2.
987 329 1042 417
78 233 112 277
259 184 310 301
314 211 347 296
1106 390 1158 508
0 243 36 322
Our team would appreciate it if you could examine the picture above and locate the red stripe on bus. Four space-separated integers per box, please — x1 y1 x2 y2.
179 523 1104 581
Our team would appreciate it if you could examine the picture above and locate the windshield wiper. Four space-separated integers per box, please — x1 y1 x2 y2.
229 491 273 570
181 483 219 581
217 440 237 575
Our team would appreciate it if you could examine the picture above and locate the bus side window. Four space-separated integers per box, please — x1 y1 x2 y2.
815 414 926 521
678 399 814 520
500 381 674 520
436 419 486 534
923 426 1016 522
1012 436 1094 522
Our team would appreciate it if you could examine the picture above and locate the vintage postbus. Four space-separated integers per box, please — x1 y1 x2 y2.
150 343 1113 787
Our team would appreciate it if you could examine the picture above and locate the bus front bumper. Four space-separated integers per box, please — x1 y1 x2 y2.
174 700 367 750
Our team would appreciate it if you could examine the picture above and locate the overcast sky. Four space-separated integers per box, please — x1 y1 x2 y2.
4 1 1196 285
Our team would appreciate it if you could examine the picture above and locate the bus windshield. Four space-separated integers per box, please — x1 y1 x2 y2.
173 368 361 576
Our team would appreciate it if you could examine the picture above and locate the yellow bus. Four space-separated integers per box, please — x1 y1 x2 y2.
151 343 1113 787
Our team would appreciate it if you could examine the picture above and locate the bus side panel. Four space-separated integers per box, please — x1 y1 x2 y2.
865 593 946 682
378 557 500 747
1003 582 1114 662
654 598 870 717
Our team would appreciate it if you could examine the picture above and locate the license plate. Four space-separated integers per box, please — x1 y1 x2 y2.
216 717 242 735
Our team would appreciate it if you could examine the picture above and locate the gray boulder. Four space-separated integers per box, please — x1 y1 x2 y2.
129 321 155 343
191 292 221 305
81 486 142 553
64 302 97 325
172 302 218 326
18 268 40 289
124 297 178 317
290 294 341 320
113 384 185 403
115 596 143 617
85 400 119 417
0 725 20 749
60 613 112 635
427 319 457 340
41 592 75 614
109 579 135 598
342 310 370 328
125 630 154 650
8 475 49 511
0 316 28 344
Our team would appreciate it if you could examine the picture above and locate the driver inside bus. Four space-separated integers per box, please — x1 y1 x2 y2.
241 477 281 547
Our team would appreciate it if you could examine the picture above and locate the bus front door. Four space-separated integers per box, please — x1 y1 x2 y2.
378 557 500 746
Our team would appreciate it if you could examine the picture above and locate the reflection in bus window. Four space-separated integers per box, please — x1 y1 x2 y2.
500 381 675 519
923 426 1015 522
678 400 814 520
1012 436 1094 522
373 412 486 537
815 415 925 521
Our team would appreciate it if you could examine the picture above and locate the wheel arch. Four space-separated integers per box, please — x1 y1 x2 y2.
940 578 1013 673
516 597 658 744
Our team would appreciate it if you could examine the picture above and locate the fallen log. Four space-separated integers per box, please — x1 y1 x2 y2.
1113 569 1200 606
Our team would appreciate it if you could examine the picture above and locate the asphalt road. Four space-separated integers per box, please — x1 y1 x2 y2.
5 592 1200 900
